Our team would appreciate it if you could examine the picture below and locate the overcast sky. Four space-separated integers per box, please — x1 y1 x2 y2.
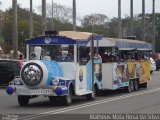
0 0 160 18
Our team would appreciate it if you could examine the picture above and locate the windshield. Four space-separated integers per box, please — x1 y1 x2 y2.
29 45 74 62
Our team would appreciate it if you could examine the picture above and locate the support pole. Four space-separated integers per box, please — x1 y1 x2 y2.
142 0 145 41
118 0 122 38
130 0 133 36
12 0 18 59
152 0 155 53
30 0 33 38
73 0 76 31
42 0 46 35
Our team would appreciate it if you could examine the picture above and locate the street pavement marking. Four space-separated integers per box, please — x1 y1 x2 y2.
18 88 160 120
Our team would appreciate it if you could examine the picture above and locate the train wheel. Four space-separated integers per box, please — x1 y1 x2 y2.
48 96 56 102
134 79 139 91
18 95 29 106
125 80 134 93
86 86 95 100
141 82 147 88
63 87 72 106
94 84 100 96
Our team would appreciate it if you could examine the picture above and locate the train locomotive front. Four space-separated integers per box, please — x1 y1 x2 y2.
6 59 74 106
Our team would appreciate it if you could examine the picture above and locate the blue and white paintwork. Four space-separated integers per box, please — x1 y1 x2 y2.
6 32 103 97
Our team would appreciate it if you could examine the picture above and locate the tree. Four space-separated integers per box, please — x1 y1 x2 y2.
80 14 109 36
81 14 108 27
37 2 72 24
37 2 73 31
155 13 160 52
2 6 42 53
107 17 119 38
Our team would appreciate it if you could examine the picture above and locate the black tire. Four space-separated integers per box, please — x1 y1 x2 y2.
86 86 95 100
48 96 56 102
141 82 147 88
156 66 159 71
62 87 72 106
125 80 134 93
133 79 139 91
94 84 100 96
18 95 29 106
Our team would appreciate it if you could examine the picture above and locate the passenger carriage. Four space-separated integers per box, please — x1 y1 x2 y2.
92 37 152 92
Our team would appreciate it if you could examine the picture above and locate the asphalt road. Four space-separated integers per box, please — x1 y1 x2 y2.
0 71 160 120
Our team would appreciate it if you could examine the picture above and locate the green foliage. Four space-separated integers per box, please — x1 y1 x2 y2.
0 36 4 44
1 4 160 53
18 20 29 45
80 13 160 52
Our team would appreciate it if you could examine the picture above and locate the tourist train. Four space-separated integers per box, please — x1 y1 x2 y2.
6 31 151 106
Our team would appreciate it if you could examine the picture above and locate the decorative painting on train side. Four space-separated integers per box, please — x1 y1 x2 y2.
139 61 150 83
78 67 87 90
94 63 102 82
127 61 150 83
113 63 128 86
79 68 83 82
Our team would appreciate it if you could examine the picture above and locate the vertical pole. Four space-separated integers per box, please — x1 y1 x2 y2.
12 0 18 59
90 33 94 92
42 0 46 35
130 0 133 36
0 2 3 37
0 11 2 37
91 23 95 93
26 45 29 60
142 0 145 41
73 0 77 75
30 0 33 38
73 0 76 31
152 0 155 53
51 0 54 30
118 0 122 38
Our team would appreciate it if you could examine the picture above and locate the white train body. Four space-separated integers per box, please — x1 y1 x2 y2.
6 31 102 106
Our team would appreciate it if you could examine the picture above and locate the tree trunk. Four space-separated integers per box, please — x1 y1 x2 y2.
130 0 133 36
12 0 18 59
42 0 46 35
142 0 145 41
30 0 33 38
152 0 155 53
73 0 76 31
118 0 122 38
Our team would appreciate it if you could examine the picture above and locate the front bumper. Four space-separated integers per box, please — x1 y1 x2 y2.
6 85 68 96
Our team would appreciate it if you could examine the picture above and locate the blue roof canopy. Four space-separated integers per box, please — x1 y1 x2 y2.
26 31 102 45
96 38 152 51
115 42 152 50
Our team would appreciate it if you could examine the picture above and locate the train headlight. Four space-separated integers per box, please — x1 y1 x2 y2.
52 77 59 86
21 63 43 87
14 77 22 85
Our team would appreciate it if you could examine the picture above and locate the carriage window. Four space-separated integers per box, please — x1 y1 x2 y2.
29 45 74 62
78 46 90 65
